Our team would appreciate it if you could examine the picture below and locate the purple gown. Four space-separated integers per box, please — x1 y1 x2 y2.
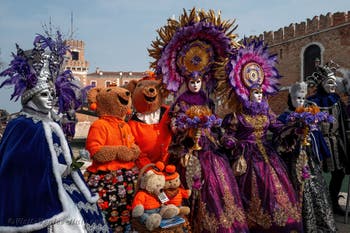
168 90 249 233
222 101 303 233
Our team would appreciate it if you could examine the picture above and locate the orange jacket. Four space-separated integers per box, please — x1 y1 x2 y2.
165 188 190 206
128 106 172 168
132 190 161 210
86 116 136 172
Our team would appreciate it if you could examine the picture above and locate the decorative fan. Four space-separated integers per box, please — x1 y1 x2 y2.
148 8 241 93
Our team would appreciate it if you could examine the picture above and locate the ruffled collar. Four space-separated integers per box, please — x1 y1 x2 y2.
176 90 208 106
241 100 269 116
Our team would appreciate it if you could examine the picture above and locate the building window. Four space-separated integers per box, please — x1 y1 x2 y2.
106 81 111 87
71 51 79 61
303 44 321 81
91 81 97 87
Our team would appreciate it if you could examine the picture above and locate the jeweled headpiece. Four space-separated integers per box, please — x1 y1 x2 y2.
305 60 339 88
149 8 241 94
0 31 85 114
216 39 281 103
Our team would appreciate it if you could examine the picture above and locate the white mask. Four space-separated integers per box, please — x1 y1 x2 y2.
322 77 337 94
31 88 54 113
188 78 202 93
250 89 263 103
291 92 306 108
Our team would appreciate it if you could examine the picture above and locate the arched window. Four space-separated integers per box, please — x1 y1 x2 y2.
303 44 321 81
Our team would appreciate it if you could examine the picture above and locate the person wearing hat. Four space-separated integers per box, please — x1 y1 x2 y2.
0 32 110 233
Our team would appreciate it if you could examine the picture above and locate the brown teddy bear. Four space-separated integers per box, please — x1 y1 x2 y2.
126 72 172 168
85 85 140 232
164 164 191 216
132 162 181 231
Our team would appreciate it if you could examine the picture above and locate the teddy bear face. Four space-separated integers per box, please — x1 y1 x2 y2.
88 86 131 119
164 176 181 189
141 170 166 195
130 79 164 114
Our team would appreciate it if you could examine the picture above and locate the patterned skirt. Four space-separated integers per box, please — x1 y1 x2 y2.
85 167 139 233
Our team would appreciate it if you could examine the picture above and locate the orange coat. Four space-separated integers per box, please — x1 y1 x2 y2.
165 188 190 206
86 116 136 172
128 106 172 168
132 190 161 210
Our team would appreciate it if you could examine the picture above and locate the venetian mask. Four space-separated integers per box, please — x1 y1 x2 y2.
322 75 337 94
250 88 263 103
291 91 306 108
30 88 55 113
187 78 202 93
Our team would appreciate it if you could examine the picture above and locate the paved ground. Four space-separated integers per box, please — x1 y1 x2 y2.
335 193 350 233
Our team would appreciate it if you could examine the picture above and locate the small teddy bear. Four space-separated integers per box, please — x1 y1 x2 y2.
85 85 140 231
164 164 191 216
132 162 180 231
126 72 172 169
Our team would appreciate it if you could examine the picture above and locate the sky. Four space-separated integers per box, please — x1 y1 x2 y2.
0 0 349 113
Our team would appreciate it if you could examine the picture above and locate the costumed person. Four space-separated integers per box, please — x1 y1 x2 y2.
84 85 140 232
307 60 350 215
148 8 249 233
0 31 110 233
275 81 336 233
217 39 302 233
126 71 172 168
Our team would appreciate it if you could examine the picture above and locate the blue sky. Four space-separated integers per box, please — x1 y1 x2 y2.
0 0 349 113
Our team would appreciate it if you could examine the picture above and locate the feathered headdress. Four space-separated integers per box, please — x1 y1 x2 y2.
0 31 86 114
216 39 281 106
148 8 241 94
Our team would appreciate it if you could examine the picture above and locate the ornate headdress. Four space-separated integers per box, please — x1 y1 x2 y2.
305 60 339 88
0 31 85 114
216 39 281 105
148 8 241 94
289 81 308 98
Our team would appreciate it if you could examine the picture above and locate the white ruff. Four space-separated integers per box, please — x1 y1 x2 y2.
136 108 161 124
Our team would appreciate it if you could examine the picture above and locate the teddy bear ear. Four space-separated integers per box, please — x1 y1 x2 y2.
124 80 138 93
87 87 101 104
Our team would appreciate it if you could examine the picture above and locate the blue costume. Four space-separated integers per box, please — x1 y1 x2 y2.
0 109 110 232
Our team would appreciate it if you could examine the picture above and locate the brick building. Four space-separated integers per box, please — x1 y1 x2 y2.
247 11 350 114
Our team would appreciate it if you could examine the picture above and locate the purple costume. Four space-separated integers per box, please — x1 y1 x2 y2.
222 100 303 233
169 90 249 233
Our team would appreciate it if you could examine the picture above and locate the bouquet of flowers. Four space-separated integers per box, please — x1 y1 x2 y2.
287 105 334 146
286 105 334 185
176 105 222 150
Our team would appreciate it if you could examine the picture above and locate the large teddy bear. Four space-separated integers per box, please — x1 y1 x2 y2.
126 72 172 168
132 162 181 231
85 85 140 232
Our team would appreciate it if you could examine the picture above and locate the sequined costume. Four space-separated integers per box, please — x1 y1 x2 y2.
169 90 249 233
222 101 302 233
277 108 336 233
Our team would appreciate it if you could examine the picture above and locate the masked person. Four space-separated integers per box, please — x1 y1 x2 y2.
307 61 350 215
0 32 110 233
218 40 302 233
276 82 336 232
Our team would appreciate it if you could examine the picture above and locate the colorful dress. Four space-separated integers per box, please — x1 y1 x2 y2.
168 90 249 233
277 109 336 233
0 109 110 233
221 101 302 233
